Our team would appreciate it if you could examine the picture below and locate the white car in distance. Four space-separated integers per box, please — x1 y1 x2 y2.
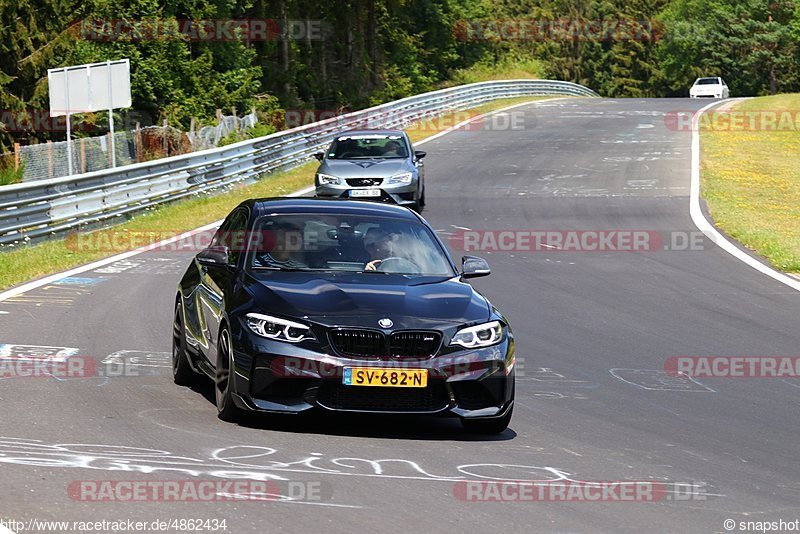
689 77 730 98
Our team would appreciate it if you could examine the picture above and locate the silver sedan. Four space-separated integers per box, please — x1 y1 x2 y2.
314 129 426 211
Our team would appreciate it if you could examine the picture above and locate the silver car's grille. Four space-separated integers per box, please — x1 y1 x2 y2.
346 178 383 187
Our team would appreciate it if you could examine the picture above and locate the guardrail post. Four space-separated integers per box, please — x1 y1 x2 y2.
163 119 169 158
80 137 86 174
107 132 114 168
134 122 142 163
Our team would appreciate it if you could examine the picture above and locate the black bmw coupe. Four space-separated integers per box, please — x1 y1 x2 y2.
173 198 515 433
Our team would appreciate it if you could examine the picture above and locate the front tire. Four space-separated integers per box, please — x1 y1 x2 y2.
172 301 197 386
215 326 241 422
461 405 513 434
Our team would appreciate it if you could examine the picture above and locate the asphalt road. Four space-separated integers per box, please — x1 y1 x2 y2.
1 98 799 533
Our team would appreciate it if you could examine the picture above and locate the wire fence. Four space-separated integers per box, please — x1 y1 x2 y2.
9 111 257 182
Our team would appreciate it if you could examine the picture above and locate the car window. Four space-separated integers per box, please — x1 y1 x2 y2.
211 209 249 265
327 134 409 160
696 78 720 85
248 213 454 276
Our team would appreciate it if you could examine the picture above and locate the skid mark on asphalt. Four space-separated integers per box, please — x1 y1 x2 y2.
609 369 716 392
515 367 596 400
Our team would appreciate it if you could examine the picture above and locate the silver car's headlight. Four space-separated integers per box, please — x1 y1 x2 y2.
246 313 316 343
317 173 341 185
450 321 504 348
386 171 413 185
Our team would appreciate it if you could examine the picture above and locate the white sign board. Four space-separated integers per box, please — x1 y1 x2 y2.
48 59 131 117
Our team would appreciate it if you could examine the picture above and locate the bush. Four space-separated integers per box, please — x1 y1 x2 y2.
218 122 278 147
0 156 23 186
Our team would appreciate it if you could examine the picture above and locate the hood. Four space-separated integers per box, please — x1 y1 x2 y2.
320 159 410 178
243 272 489 329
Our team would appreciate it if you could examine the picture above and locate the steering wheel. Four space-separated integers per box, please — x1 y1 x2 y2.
376 257 420 273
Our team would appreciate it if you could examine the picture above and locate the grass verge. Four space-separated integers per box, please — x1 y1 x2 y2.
0 95 557 290
700 94 800 274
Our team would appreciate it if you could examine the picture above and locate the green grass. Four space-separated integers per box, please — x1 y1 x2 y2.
0 159 23 186
447 55 544 86
701 94 800 274
0 95 555 290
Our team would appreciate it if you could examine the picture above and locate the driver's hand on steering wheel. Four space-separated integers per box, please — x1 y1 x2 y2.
365 259 382 271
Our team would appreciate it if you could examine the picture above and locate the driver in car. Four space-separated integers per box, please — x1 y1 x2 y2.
382 140 403 157
363 228 393 271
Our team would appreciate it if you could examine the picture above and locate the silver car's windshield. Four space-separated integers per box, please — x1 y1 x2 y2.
327 134 409 160
247 213 455 276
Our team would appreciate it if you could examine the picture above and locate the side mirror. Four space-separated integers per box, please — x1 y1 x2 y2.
197 246 232 267
461 255 490 279
313 152 325 162
414 150 427 161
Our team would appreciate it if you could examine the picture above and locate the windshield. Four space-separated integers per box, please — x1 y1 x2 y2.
247 213 455 276
695 78 720 85
327 134 410 159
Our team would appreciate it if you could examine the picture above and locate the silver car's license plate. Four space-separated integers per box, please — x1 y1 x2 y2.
349 189 381 198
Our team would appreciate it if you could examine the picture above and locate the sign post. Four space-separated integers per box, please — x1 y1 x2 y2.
48 59 131 176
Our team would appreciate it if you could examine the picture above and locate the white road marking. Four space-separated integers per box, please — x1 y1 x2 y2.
0 344 79 362
609 368 715 393
690 99 800 293
0 525 16 534
415 97 568 146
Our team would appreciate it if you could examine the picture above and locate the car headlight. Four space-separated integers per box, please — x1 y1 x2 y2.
386 172 413 185
317 173 341 185
450 321 504 349
246 313 316 343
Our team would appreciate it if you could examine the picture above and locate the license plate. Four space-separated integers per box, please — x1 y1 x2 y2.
349 189 381 198
343 368 427 388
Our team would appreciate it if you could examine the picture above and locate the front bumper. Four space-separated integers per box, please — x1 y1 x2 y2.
315 181 419 206
228 327 515 418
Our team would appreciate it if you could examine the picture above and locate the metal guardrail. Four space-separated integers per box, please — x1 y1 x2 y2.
0 79 598 245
